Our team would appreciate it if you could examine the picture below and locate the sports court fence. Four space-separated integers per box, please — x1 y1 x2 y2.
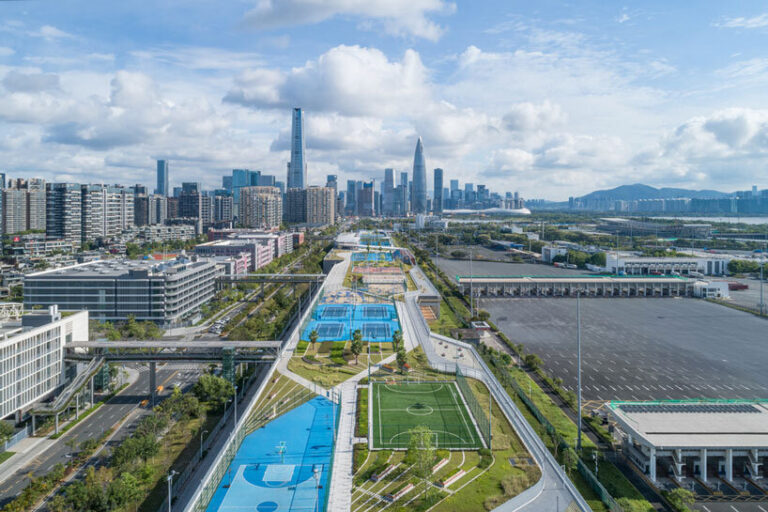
456 364 492 449
375 423 484 450
245 386 316 435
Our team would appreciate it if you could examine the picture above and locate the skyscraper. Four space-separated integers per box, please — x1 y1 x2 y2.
412 137 427 213
433 168 443 214
156 160 169 196
383 168 394 216
287 107 307 189
399 171 409 215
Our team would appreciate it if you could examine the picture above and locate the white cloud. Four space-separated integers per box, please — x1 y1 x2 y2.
225 45 431 117
0 47 14 57
2 70 60 93
130 47 263 71
242 0 455 41
503 101 567 132
717 13 768 29
28 25 75 41
617 13 630 24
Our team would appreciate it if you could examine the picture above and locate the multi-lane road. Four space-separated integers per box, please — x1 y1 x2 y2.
0 363 202 508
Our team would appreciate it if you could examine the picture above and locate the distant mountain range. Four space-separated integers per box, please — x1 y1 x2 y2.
576 184 730 202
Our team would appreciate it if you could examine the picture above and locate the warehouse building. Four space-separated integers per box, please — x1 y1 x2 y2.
24 257 220 325
605 253 729 276
608 400 768 484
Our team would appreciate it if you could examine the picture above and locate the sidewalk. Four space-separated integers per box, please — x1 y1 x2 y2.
0 365 140 488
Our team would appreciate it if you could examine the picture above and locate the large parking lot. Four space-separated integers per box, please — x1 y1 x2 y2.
434 255 590 279
479 297 768 401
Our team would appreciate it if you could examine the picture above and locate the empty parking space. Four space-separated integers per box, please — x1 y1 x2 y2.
480 297 768 401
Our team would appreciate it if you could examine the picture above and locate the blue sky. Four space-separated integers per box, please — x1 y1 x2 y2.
2 0 768 199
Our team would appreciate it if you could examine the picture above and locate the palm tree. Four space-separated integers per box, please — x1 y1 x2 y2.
309 329 319 349
352 329 363 364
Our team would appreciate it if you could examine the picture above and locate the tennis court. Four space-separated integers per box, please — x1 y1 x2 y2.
351 252 393 262
370 381 484 450
303 304 400 342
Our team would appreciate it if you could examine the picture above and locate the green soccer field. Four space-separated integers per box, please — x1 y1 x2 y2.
370 381 484 450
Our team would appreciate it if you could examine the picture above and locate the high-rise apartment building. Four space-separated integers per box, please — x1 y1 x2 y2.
213 195 233 224
284 188 306 223
46 183 83 249
134 194 167 226
433 168 443 214
239 186 282 230
2 178 46 234
81 184 134 243
305 186 335 226
287 107 307 189
412 137 427 213
156 160 169 196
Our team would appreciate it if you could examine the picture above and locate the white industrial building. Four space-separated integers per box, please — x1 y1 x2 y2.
0 307 89 421
609 400 768 484
605 253 729 276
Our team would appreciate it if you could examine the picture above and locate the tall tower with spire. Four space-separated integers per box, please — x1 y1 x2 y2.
412 137 427 213
287 107 307 189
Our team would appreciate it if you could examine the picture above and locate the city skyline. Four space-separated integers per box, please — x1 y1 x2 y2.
3 2 768 199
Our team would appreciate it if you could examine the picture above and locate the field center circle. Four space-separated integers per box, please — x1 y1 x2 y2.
406 404 434 416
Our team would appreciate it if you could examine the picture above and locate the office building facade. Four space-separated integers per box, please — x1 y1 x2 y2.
287 107 307 189
433 168 443 214
24 258 219 324
412 137 427 213
156 160 169 196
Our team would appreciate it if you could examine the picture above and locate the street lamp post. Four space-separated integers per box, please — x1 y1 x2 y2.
234 385 238 425
167 470 177 512
200 429 209 460
576 290 583 453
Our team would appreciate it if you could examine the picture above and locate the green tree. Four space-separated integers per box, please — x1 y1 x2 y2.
396 348 407 372
107 471 141 509
350 336 363 365
477 309 490 321
193 373 234 408
309 329 319 347
0 421 13 445
665 488 695 511
523 353 542 370
407 425 436 499
391 330 403 351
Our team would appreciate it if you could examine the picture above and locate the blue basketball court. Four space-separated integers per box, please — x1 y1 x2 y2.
351 251 393 262
206 397 336 512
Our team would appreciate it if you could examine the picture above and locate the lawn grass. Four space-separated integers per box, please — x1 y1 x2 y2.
0 451 14 464
371 381 482 450
287 354 370 388
357 387 368 437
428 302 464 337
506 366 596 449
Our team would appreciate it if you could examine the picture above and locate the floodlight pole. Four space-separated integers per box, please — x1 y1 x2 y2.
576 290 583 453
761 246 765 315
